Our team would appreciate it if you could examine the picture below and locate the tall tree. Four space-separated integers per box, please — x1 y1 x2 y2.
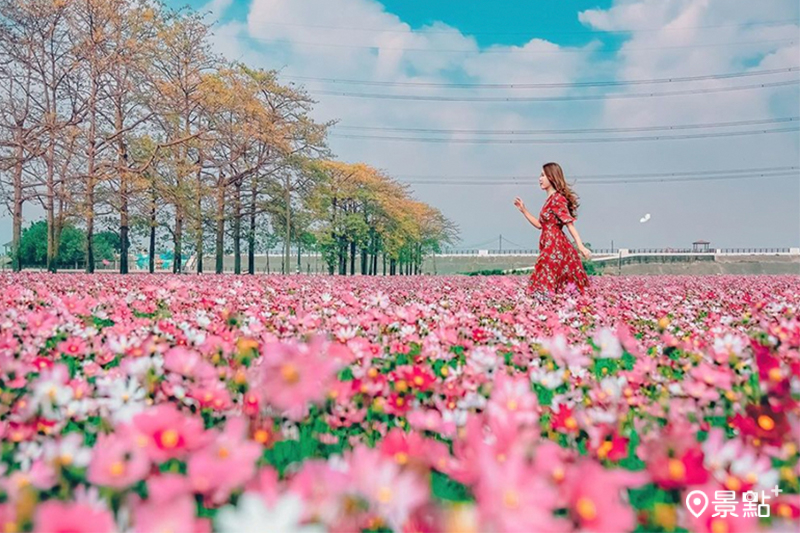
148 10 216 273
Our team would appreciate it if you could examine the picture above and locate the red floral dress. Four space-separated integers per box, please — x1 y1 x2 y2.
528 192 590 295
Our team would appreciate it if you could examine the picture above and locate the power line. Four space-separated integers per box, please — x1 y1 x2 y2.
502 237 525 248
396 165 799 180
313 79 798 102
330 126 799 144
401 171 800 186
457 237 502 249
243 18 799 36
283 66 799 89
246 35 795 55
334 116 798 135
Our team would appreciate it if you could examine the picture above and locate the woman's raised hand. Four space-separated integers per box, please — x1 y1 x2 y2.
514 197 525 212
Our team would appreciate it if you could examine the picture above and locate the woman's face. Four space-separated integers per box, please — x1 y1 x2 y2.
538 170 551 190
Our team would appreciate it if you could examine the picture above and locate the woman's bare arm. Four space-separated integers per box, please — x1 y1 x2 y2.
565 223 591 259
514 197 541 229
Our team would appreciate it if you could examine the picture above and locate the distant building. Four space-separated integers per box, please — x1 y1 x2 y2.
692 240 711 253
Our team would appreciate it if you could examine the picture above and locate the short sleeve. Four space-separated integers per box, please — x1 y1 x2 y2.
551 193 575 224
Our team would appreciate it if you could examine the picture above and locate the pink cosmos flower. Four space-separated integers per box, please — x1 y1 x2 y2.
485 371 539 427
87 432 150 489
474 447 566 533
33 501 116 533
130 404 209 463
163 346 217 381
347 445 429 531
25 310 59 338
288 460 349 524
546 334 591 372
187 417 262 504
28 459 57 490
562 459 648 533
246 466 281 506
56 336 89 358
406 409 449 434
258 337 341 420
133 474 198 533
0 504 15 533
187 383 233 411
533 441 576 485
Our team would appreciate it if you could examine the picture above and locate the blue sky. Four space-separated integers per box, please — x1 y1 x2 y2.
156 1 800 249
3 0 796 250
169 0 618 48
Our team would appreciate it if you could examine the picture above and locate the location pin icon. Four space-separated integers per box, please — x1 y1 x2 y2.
686 490 709 518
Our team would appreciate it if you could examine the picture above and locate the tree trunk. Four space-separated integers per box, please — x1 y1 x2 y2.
117 102 129 274
215 176 225 274
55 197 65 269
284 182 291 275
349 240 356 276
84 60 99 274
173 210 183 273
248 178 256 275
372 236 379 276
338 237 346 275
361 247 367 275
297 242 301 275
149 184 156 273
11 142 23 272
233 180 242 274
195 156 204 274
46 139 56 272
382 253 386 276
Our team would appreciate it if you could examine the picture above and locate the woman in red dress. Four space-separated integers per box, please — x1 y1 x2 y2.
514 162 591 296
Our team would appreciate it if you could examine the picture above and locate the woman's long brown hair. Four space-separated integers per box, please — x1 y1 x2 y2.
543 162 580 218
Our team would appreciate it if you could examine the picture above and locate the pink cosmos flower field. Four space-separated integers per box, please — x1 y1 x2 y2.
0 273 798 533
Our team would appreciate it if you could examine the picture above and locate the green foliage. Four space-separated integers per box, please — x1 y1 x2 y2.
94 231 124 261
18 221 84 268
16 222 124 268
583 260 603 276
431 470 474 502
463 269 505 276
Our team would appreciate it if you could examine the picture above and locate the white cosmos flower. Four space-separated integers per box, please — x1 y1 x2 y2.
457 392 487 410
599 376 627 401
730 452 780 491
64 398 94 420
97 376 147 424
43 433 91 469
585 407 619 425
121 354 163 380
468 346 499 375
29 368 74 420
216 493 326 533
15 441 43 471
713 334 745 357
531 368 564 390
593 328 623 359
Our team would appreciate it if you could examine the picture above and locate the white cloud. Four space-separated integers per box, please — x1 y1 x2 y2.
177 0 800 249
3 0 794 251
204 0 234 19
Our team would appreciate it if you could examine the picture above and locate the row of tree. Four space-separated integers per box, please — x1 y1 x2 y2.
0 0 457 274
